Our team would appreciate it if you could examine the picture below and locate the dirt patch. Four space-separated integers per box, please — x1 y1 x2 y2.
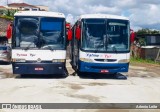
129 63 160 77
69 84 84 90
128 69 160 78
87 82 107 86
19 85 35 88
50 86 66 89
5 72 15 78
131 62 160 67
0 65 14 78
95 110 129 112
67 94 100 102
0 72 16 78
130 63 160 73
67 82 107 90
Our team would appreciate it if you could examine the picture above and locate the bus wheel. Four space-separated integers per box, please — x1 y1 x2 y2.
114 73 127 80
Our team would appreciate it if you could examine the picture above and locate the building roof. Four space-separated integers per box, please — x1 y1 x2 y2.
8 3 37 8
14 11 65 18
0 6 6 9
79 14 129 20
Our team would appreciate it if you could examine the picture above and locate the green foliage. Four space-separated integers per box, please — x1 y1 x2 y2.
0 15 13 20
0 9 17 18
139 38 146 46
0 9 4 15
3 9 17 17
130 56 160 65
136 28 160 35
0 9 18 20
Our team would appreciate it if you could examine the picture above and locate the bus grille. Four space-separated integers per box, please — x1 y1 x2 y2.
94 59 117 62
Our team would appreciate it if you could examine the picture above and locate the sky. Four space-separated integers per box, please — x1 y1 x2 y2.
1 0 160 31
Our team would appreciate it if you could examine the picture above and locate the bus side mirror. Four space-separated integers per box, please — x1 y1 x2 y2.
75 26 81 40
6 23 12 39
67 29 72 41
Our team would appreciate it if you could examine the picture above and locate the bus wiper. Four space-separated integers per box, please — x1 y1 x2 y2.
24 38 38 50
24 42 34 50
36 38 45 48
94 42 103 53
44 45 54 51
111 45 117 53
94 35 108 53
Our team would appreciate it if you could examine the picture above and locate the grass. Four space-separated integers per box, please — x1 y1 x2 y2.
130 56 160 65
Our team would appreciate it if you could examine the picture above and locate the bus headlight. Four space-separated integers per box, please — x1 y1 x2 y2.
118 59 130 63
80 58 93 62
12 58 26 62
52 59 65 63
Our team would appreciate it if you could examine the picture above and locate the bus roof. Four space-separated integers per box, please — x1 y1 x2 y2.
14 11 65 18
79 14 129 20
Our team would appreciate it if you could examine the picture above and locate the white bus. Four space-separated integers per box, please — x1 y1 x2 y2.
70 14 131 76
10 11 69 76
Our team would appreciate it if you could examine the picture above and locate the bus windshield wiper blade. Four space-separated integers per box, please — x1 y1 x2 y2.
24 42 34 50
42 45 54 51
46 45 54 51
94 43 103 53
112 45 117 53
94 35 108 53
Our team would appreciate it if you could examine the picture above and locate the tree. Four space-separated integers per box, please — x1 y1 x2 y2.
136 28 160 35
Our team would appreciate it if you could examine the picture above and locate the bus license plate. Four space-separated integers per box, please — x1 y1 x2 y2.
100 70 109 73
35 68 44 71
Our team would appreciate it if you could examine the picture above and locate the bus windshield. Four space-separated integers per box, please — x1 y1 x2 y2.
14 16 65 50
81 19 130 52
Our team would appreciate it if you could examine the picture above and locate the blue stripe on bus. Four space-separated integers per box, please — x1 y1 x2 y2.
78 60 129 73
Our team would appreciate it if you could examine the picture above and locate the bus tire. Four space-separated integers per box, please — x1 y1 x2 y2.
114 73 127 80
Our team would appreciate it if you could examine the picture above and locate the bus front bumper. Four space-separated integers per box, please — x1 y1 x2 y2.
12 62 66 75
79 61 129 73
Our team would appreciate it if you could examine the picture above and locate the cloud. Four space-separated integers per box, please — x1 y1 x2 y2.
66 14 74 24
0 0 160 30
129 4 160 30
0 0 7 5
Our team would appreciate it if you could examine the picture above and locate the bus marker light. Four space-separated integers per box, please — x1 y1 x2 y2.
100 70 109 73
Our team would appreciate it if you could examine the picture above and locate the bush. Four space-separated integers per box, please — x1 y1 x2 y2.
0 9 18 20
3 9 17 17
0 15 13 20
